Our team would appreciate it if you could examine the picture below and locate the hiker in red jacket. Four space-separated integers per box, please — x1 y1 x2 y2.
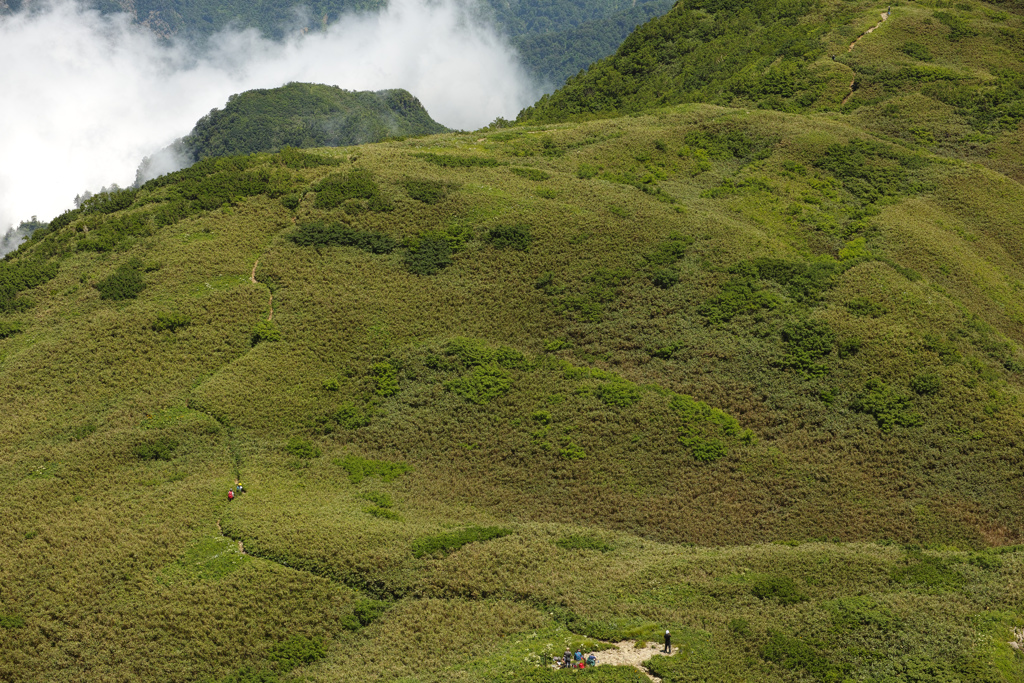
228 489 234 501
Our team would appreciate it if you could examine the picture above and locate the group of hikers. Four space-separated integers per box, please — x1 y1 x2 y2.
554 649 598 670
227 482 245 501
552 631 672 671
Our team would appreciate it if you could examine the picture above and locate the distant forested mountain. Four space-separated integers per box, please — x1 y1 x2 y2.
182 84 447 161
510 0 673 87
137 84 447 180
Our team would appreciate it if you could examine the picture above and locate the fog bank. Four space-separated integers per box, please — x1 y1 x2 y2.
0 0 538 248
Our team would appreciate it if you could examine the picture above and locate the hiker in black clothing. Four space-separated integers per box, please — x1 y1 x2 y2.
664 629 672 654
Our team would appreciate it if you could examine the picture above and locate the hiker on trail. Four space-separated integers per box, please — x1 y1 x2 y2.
236 482 245 494
574 648 582 663
587 652 598 667
562 649 573 668
227 489 234 502
664 629 672 653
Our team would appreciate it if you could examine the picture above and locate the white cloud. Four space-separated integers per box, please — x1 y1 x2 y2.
0 0 538 244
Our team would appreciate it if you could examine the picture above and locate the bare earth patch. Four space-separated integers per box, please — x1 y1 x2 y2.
596 641 674 682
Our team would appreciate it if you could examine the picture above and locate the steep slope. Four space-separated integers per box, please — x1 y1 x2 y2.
1 104 1023 681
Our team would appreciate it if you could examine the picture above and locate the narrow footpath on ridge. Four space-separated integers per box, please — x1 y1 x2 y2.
841 10 889 106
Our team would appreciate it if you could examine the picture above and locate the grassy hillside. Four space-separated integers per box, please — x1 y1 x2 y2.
519 0 1024 174
2 99 1023 681
160 84 449 166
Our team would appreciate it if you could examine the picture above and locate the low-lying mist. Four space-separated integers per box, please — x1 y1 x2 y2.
0 0 540 250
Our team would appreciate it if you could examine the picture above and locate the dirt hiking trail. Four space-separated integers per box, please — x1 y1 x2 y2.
842 11 889 105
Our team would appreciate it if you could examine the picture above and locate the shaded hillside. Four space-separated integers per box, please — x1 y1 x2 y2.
175 83 449 163
512 0 674 87
2 103 1023 680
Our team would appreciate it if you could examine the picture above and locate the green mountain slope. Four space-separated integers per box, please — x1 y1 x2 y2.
2 103 1023 680
169 83 449 164
519 0 1024 170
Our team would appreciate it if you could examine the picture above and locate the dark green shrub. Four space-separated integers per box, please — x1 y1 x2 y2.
577 164 599 179
280 192 303 210
825 596 900 632
95 259 146 300
846 297 888 317
934 11 977 40
900 41 934 61
891 554 965 591
446 365 513 404
556 535 615 552
923 333 960 363
814 140 921 203
361 491 393 508
759 632 842 680
680 436 726 463
402 178 456 204
266 635 325 670
779 319 834 375
411 526 512 558
700 276 778 323
441 338 528 369
289 221 397 253
371 362 399 397
78 187 139 215
251 321 281 345
967 553 1003 570
0 258 59 312
336 454 411 484
595 381 641 407
331 402 372 430
751 576 807 605
312 170 392 211
0 321 23 339
414 153 500 168
838 337 862 359
285 437 321 460
646 235 693 265
559 439 587 460
0 615 26 629
133 437 178 461
910 372 942 395
404 234 452 275
510 166 550 181
727 618 753 639
68 422 98 441
484 225 533 251
340 599 390 630
365 506 402 520
851 379 922 432
278 146 343 169
649 267 678 289
152 312 191 333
